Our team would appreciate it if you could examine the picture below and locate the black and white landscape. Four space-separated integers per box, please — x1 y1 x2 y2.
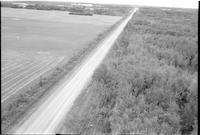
1 1 198 135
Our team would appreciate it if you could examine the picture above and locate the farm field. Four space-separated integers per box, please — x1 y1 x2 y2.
1 51 65 103
1 7 121 103
1 7 121 54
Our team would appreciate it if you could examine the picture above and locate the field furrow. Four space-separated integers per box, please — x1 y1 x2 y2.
1 56 53 82
1 49 67 103
2 56 65 102
1 61 35 77
2 58 56 89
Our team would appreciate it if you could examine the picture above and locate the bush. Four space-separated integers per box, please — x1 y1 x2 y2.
64 7 197 135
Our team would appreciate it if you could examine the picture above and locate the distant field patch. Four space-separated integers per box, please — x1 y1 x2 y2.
1 7 121 55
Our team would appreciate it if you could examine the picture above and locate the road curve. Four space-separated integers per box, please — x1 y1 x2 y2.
13 8 138 134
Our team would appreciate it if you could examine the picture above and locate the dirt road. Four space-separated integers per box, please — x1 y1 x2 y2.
13 8 138 134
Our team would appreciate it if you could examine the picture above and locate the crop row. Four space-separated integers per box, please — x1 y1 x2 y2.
1 53 65 103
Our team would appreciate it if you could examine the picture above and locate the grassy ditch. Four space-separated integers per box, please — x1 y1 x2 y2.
1 12 128 133
60 7 197 135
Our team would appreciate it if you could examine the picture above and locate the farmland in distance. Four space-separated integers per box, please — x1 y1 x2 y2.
1 7 121 104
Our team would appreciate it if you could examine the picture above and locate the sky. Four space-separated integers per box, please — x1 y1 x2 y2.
2 0 199 9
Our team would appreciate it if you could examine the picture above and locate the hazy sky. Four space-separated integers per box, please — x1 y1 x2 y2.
2 0 199 9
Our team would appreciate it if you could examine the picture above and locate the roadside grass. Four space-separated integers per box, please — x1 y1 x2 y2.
60 7 197 135
1 14 126 134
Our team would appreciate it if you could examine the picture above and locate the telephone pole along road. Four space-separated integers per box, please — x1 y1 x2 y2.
14 8 138 134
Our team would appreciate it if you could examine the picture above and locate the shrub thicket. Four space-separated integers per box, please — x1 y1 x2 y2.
73 8 197 135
